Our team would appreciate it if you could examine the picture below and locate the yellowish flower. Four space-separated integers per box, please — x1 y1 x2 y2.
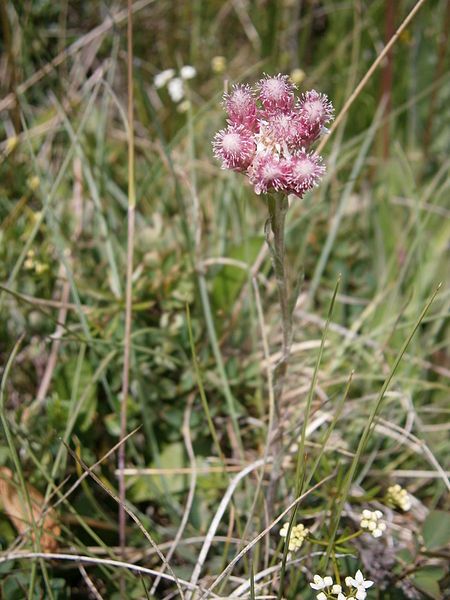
177 100 191 113
211 55 226 74
290 68 306 85
6 136 18 154
24 249 35 270
27 175 40 191
386 484 411 511
279 522 309 552
35 262 48 275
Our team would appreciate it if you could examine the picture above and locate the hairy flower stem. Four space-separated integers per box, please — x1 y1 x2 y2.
265 192 292 513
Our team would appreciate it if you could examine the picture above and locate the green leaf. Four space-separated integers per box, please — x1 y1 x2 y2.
422 510 450 550
211 236 264 312
56 357 98 432
1 573 41 600
129 442 186 502
412 567 445 600
334 544 354 553
412 576 441 599
396 548 414 563
104 413 121 437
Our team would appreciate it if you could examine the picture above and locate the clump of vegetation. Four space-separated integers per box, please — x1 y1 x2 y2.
0 1 449 598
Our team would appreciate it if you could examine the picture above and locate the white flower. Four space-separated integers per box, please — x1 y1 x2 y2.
168 77 184 102
346 570 374 600
360 509 386 538
310 574 333 590
279 523 289 538
317 593 327 600
332 584 342 594
180 65 196 80
154 68 175 89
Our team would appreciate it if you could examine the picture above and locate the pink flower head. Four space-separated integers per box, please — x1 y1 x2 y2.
260 110 303 151
258 74 295 113
298 90 334 144
213 75 333 197
212 124 256 171
286 149 325 197
247 152 290 195
299 90 334 125
224 84 258 130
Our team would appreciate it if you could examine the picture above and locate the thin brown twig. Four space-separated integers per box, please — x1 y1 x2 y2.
78 564 104 600
118 0 136 583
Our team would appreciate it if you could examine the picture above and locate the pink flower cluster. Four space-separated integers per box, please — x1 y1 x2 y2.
213 74 334 198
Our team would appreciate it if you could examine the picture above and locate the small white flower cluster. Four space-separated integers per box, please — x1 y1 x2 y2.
279 522 309 552
310 570 374 600
360 509 386 538
154 66 196 109
386 484 411 511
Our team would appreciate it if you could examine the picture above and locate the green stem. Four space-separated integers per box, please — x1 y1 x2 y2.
265 192 292 514
336 530 363 544
268 193 292 372
308 538 329 546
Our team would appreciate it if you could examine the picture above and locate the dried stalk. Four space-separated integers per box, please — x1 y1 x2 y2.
118 0 136 587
